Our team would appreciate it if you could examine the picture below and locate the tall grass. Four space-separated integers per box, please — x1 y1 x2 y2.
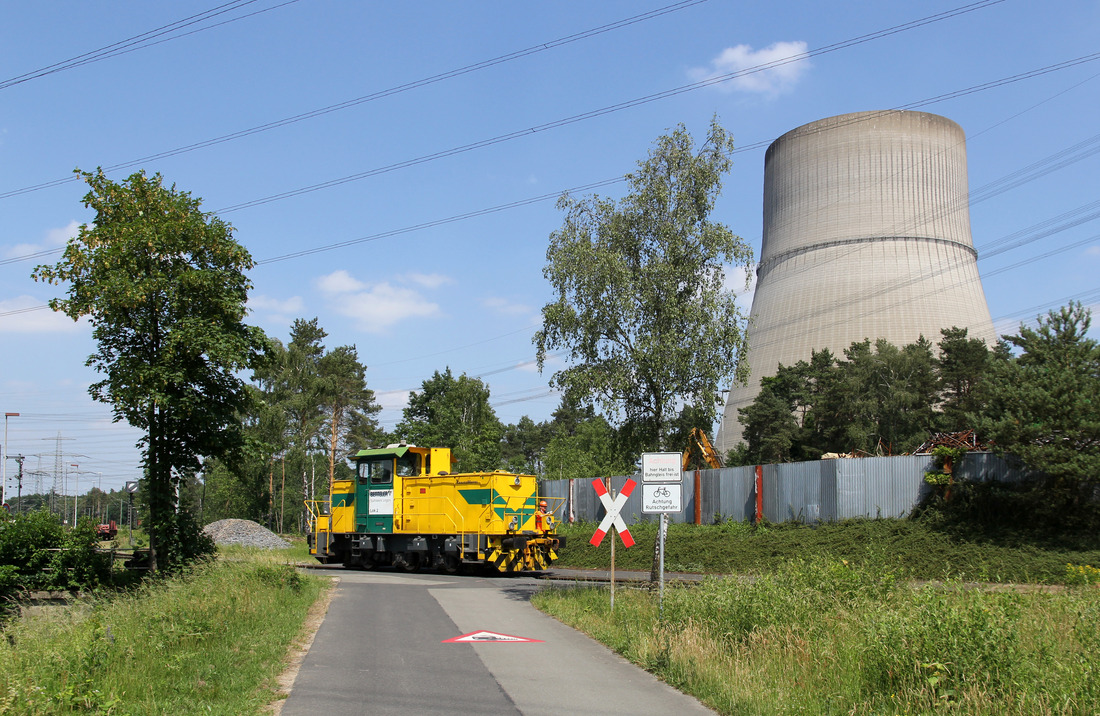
0 547 325 715
555 517 1100 583
534 559 1100 715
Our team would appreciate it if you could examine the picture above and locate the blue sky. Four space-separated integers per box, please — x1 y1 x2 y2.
2 0 1098 495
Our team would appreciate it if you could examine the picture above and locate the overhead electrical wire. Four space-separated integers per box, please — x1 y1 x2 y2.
0 0 708 199
1 7 1073 270
255 178 624 265
0 0 303 91
3 87 1097 323
218 47 1096 218
981 233 1100 279
211 0 1009 214
735 186 1100 356
724 75 1100 348
249 106 1100 267
737 200 1100 357
994 287 1100 324
378 198 1100 421
701 74 1100 364
4 2 1093 421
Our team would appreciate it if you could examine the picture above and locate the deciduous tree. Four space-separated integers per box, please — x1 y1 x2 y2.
396 368 503 471
33 169 267 571
535 118 752 453
501 416 550 476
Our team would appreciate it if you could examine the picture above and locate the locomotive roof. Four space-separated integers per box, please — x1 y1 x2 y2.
353 445 422 459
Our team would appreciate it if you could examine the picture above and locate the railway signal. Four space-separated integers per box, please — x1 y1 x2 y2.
589 478 636 548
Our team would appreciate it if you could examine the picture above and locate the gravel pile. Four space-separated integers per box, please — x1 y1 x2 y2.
203 518 290 549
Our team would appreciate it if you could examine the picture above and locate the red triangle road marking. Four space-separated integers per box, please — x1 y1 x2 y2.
442 630 543 643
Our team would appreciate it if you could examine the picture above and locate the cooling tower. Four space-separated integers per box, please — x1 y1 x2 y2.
715 110 996 453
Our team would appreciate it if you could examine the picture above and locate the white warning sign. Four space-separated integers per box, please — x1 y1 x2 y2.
642 452 682 483
642 483 683 514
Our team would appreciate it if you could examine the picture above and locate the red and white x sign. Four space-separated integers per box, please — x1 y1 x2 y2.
590 478 636 548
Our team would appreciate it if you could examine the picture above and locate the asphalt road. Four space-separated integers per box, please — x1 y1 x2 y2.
279 567 715 716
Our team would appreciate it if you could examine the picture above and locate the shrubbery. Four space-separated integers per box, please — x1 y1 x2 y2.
0 510 113 599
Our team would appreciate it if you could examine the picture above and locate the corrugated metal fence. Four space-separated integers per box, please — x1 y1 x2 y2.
539 452 1033 525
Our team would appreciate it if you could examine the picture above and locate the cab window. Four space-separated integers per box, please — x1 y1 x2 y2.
358 459 393 485
396 453 421 477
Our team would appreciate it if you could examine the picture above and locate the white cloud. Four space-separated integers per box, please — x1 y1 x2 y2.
247 294 305 326
5 220 79 259
316 269 367 295
316 270 443 333
689 41 810 95
46 221 80 246
0 296 88 333
376 389 410 412
1085 246 1100 257
535 352 566 373
481 296 532 317
248 295 305 314
406 273 452 290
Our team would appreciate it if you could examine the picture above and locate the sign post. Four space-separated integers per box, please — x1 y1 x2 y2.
642 452 682 619
590 477 636 611
125 481 139 546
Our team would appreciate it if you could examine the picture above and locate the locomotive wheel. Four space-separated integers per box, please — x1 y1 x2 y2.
398 552 421 572
440 555 461 574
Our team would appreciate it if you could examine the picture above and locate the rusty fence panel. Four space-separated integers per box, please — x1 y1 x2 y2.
539 452 1033 526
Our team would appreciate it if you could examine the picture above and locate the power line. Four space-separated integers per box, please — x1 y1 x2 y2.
0 0 303 91
212 0 1010 214
722 110 1100 359
5 89 1096 323
5 19 1086 271
740 206 1100 357
0 305 51 318
253 115 1100 267
993 287 1100 325
0 0 707 199
255 178 623 264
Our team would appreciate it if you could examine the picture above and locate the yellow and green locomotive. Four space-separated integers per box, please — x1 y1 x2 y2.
305 444 564 573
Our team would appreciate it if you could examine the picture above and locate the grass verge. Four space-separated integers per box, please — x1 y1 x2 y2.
0 545 327 715
533 559 1100 715
554 517 1100 583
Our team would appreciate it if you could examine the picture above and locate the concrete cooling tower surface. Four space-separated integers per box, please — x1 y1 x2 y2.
715 111 996 454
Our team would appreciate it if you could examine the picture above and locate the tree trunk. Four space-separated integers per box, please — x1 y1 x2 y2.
328 404 340 498
146 403 159 573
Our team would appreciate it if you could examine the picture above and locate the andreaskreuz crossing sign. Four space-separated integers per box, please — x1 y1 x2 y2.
589 478 636 548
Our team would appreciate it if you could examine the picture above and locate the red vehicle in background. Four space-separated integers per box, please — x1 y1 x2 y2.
96 520 118 540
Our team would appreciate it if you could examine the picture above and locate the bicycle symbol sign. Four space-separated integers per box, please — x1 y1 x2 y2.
641 482 682 514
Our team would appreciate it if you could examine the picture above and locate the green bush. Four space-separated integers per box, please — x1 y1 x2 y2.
0 510 113 598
